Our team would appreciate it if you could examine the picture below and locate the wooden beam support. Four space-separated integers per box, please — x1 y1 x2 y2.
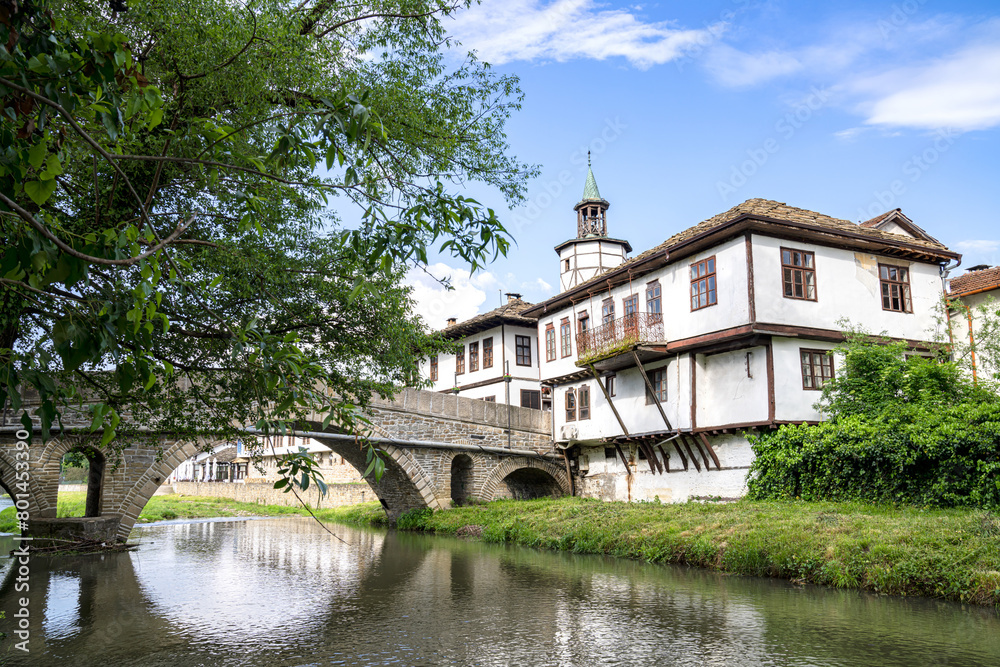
687 433 710 470
657 444 671 473
590 364 629 437
561 449 575 496
682 437 701 472
698 432 722 470
632 351 674 431
614 443 632 478
765 341 776 423
642 441 664 474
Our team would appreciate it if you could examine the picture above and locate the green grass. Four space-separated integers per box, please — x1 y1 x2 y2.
381 497 1000 607
55 491 386 525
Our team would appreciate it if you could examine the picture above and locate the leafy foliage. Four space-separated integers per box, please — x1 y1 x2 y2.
748 330 1000 508
0 1 536 491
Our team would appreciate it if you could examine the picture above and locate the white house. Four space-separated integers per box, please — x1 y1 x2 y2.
523 169 960 503
418 295 545 409
947 264 1000 384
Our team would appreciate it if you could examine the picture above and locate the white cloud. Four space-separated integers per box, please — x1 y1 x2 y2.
833 126 867 142
703 44 801 87
854 43 1000 131
448 0 723 68
405 263 493 329
955 240 1000 253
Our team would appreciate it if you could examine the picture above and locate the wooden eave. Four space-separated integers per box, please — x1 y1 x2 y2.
524 214 959 317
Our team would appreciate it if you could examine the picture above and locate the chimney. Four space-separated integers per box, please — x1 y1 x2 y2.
505 292 522 303
446 317 457 326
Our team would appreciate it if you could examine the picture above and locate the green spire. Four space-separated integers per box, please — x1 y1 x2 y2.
581 151 602 201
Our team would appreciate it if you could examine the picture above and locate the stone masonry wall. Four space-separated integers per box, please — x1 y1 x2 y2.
171 481 371 508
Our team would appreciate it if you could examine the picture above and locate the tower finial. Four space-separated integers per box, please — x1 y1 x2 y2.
588 150 591 167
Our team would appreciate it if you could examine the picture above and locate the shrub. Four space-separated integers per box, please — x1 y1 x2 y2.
748 328 1000 508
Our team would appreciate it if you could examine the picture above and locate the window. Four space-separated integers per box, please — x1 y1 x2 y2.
623 293 638 317
564 258 570 271
605 447 617 460
430 356 438 381
560 318 572 357
690 256 717 310
801 349 834 389
605 373 616 397
602 297 615 324
521 389 540 410
456 345 465 375
469 341 479 372
782 248 816 300
483 337 493 369
545 324 556 361
565 389 577 421
646 281 661 322
645 367 667 404
516 335 532 366
483 396 496 402
879 264 912 313
578 385 590 420
577 310 589 336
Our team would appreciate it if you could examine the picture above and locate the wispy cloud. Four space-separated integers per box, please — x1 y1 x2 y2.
853 42 1000 132
697 14 1000 132
955 240 1000 253
703 44 802 87
449 0 723 68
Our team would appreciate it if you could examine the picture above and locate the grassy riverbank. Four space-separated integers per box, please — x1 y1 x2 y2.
379 497 1000 607
0 492 375 532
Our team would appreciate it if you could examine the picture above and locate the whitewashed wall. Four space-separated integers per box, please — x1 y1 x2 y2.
416 323 540 405
771 337 839 422
751 234 945 340
695 346 769 427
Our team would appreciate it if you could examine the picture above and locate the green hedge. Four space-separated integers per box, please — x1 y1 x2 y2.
747 402 1000 508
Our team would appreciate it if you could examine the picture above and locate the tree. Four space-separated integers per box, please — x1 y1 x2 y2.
0 0 536 487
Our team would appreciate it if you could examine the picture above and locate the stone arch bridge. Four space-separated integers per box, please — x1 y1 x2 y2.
0 389 564 542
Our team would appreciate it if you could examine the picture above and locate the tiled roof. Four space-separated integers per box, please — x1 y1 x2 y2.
526 198 956 315
949 267 1000 297
440 298 537 338
860 209 899 227
581 167 603 202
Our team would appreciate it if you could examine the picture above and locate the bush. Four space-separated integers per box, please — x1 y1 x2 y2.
748 328 1000 508
747 403 1000 508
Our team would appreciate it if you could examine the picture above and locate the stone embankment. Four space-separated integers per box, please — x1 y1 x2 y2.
169 481 370 508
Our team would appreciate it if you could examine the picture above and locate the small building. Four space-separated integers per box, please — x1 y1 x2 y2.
418 295 545 409
947 264 1000 383
523 166 959 503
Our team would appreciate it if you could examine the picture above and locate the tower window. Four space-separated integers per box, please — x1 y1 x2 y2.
564 259 570 271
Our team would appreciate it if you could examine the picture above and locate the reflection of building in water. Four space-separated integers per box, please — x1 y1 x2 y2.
167 436 366 485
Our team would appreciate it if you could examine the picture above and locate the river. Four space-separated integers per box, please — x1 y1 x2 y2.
0 516 998 666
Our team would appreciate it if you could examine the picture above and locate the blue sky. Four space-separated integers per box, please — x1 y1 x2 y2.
405 0 1000 326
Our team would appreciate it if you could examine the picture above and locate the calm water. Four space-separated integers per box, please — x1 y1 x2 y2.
0 516 998 666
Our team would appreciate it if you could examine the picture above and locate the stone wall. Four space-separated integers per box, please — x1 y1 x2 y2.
171 481 371 509
367 387 552 452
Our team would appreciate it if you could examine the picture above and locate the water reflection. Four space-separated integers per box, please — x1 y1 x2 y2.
0 517 997 666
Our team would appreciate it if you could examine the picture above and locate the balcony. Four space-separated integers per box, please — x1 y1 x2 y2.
577 312 665 366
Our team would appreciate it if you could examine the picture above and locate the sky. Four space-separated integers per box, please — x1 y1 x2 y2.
404 0 1000 327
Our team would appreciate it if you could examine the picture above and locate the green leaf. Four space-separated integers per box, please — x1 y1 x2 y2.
24 179 57 205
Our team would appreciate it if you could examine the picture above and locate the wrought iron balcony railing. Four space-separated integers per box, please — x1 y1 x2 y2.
577 312 664 364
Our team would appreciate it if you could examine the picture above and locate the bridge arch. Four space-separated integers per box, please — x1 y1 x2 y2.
115 438 219 540
477 457 571 502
